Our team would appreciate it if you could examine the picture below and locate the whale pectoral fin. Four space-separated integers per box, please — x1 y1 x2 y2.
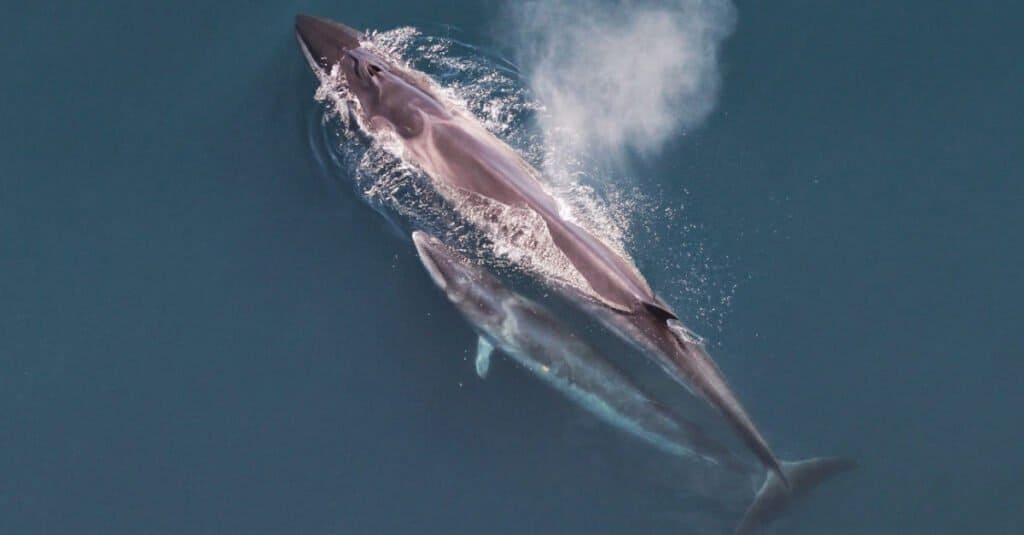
475 336 494 378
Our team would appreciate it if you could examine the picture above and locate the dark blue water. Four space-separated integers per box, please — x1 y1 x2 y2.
2 1 1021 533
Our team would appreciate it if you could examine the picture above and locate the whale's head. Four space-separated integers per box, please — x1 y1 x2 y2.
412 231 505 326
294 15 362 72
295 15 448 138
412 231 476 301
294 15 382 111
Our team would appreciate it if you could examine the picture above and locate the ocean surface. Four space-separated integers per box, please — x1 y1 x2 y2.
2 1 1022 533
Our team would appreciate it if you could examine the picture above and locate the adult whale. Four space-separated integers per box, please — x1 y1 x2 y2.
295 14 787 483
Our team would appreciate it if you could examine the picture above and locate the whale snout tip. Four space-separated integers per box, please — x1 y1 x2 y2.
294 14 364 71
411 230 434 254
411 232 451 291
411 231 446 267
294 14 363 46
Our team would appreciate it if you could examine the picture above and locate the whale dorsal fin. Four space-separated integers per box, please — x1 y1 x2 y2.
643 301 678 322
475 337 494 378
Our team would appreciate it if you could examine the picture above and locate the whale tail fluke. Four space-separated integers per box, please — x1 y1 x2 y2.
735 456 856 535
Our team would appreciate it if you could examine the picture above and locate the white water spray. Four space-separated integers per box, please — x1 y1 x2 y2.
504 0 736 164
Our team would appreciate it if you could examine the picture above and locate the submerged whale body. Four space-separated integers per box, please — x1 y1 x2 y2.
295 15 855 532
412 230 855 533
412 230 748 473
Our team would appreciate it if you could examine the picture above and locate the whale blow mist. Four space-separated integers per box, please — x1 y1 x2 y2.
505 0 736 164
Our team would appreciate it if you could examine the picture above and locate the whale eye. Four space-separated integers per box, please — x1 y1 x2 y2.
368 64 382 77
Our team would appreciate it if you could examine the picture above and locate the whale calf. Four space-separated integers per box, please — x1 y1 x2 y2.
413 230 855 534
296 13 815 486
412 230 748 472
